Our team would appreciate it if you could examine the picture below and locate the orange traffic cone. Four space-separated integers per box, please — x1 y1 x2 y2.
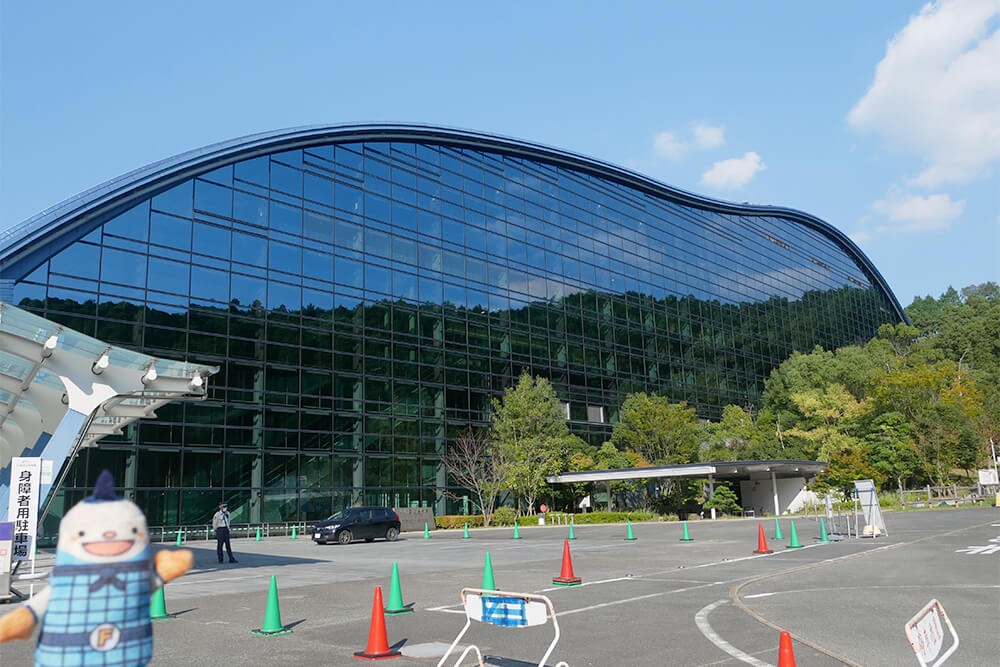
552 539 582 586
354 586 401 660
777 630 796 666
753 522 773 554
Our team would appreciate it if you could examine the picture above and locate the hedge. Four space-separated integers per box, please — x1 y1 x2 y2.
434 515 484 530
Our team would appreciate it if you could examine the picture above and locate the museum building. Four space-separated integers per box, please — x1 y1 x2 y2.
0 124 906 527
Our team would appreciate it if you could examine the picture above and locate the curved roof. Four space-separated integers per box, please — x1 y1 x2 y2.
0 123 907 320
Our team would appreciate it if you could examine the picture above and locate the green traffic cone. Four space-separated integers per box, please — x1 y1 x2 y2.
150 586 174 620
423 522 431 539
175 530 183 547
481 552 496 591
290 526 297 540
773 518 784 541
463 523 470 539
819 518 830 543
512 520 521 540
787 520 803 549
251 575 292 636
384 562 413 615
255 526 262 542
625 520 636 541
680 521 694 542
568 520 576 540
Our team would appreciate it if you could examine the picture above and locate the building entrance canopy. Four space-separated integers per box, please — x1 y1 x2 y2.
0 301 218 518
547 460 826 515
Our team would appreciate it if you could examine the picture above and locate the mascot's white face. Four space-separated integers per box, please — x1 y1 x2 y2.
58 498 150 562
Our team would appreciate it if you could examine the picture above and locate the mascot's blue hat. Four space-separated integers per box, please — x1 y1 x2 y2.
86 469 119 502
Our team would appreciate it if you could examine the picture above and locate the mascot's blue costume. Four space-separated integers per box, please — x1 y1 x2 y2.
0 470 193 666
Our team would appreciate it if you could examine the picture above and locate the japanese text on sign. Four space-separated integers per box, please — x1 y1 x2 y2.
6 457 41 563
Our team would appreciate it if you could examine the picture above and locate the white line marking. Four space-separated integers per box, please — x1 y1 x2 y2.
695 599 773 667
536 575 634 592
556 579 738 617
743 593 775 599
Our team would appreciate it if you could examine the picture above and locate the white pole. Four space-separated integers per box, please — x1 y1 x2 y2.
771 471 779 516
708 474 716 520
991 437 998 479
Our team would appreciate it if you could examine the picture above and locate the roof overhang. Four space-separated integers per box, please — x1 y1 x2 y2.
0 301 218 475
547 460 826 484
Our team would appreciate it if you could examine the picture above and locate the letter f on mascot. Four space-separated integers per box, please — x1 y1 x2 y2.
0 470 193 666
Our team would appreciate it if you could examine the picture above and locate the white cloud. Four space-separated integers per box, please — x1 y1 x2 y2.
700 152 766 189
692 123 725 150
872 190 966 230
652 122 725 159
653 131 685 160
848 0 1000 186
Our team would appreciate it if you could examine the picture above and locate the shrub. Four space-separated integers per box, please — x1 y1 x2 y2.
434 515 484 530
490 506 518 526
573 510 658 524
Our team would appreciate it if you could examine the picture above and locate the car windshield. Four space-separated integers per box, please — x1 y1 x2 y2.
324 509 351 522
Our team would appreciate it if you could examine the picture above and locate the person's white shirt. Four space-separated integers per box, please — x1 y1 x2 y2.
212 509 231 529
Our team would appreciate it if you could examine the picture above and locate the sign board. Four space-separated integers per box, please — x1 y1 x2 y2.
464 592 549 628
905 599 958 666
976 468 999 486
6 457 41 562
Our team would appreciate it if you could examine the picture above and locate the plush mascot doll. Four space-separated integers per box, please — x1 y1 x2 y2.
0 470 193 666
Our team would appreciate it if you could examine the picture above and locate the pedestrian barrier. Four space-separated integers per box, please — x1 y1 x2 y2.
436 588 568 667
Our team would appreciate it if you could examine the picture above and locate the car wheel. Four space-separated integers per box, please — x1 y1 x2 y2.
385 526 399 542
337 530 352 545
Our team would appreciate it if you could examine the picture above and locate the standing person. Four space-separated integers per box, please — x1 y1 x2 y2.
213 502 238 564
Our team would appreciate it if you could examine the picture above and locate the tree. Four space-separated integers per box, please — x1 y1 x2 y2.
490 373 579 515
610 393 700 464
443 428 505 526
813 443 884 497
864 411 921 493
702 404 757 461
703 484 741 515
784 383 866 462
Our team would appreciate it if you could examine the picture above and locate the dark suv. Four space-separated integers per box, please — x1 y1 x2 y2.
311 507 401 545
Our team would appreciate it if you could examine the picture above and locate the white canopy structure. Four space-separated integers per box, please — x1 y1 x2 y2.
0 301 218 518
548 460 827 516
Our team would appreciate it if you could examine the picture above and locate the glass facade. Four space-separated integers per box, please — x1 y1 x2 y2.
3 129 903 526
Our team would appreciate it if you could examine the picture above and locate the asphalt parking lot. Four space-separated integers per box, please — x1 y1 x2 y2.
2 508 997 666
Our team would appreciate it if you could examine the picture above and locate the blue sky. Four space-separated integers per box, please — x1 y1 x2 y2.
1 1 997 307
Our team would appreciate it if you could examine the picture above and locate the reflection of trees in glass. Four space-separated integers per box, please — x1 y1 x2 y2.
17 276 897 521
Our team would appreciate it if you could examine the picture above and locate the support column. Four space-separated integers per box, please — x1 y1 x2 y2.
37 375 117 508
250 453 263 524
771 470 780 516
708 474 716 520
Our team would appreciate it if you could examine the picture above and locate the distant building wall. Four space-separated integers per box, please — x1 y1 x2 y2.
740 477 815 515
